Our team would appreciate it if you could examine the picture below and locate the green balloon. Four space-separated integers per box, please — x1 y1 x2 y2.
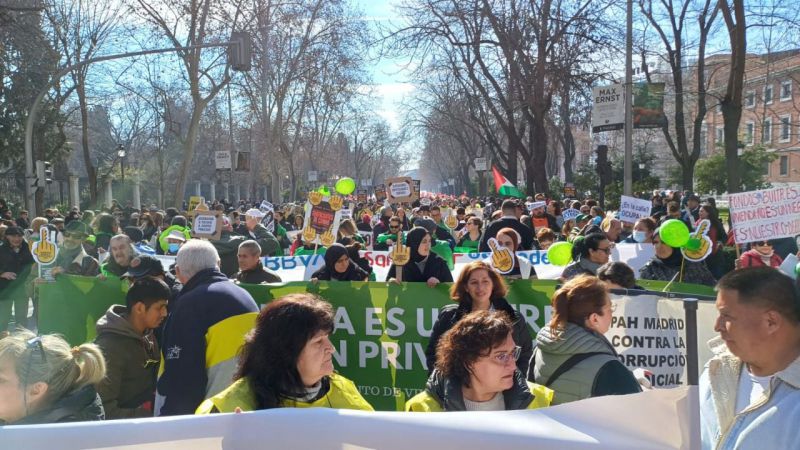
660 219 690 248
335 177 356 195
685 238 701 251
547 241 573 267
317 185 331 196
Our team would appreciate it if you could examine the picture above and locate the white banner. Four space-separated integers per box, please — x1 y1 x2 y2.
728 186 800 244
0 387 698 450
619 195 652 224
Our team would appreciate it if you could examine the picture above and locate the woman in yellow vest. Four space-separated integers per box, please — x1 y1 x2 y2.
406 310 553 412
196 293 373 413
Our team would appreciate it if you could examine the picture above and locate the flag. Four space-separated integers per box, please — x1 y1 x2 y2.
491 166 524 198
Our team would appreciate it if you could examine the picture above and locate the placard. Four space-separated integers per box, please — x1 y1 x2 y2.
728 186 800 244
192 210 222 240
386 176 417 203
374 184 387 202
562 208 580 221
188 196 204 213
474 157 488 171
563 183 576 198
356 189 368 203
302 194 344 246
214 151 231 170
619 195 652 224
412 179 421 198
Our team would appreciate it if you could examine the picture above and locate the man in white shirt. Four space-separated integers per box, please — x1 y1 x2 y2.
700 267 800 450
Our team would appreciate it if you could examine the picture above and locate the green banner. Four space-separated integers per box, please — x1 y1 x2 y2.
38 276 714 411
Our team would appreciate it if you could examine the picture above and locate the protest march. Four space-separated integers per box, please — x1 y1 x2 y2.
1 182 800 450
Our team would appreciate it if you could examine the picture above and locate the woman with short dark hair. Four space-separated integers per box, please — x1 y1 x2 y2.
560 233 612 281
196 294 373 413
406 310 552 412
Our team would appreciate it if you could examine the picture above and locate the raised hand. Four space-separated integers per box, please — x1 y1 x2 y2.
302 226 317 243
32 228 58 265
308 191 323 206
445 214 458 229
488 237 515 274
390 231 410 282
328 195 344 211
320 226 336 247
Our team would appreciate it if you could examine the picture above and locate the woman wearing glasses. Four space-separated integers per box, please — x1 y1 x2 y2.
406 310 552 412
456 217 483 252
0 331 106 424
530 275 641 405
196 294 373 413
639 228 716 286
425 261 532 376
560 233 612 281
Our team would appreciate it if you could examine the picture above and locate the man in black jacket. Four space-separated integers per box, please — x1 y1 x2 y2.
0 227 34 332
479 200 534 251
233 240 281 284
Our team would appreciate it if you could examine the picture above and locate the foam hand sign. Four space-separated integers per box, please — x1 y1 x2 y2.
444 214 458 229
329 195 344 211
390 232 410 282
320 226 336 247
488 237 515 274
308 191 323 206
681 219 713 262
32 228 58 265
302 226 317 243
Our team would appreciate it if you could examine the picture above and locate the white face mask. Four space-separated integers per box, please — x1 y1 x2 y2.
633 231 648 243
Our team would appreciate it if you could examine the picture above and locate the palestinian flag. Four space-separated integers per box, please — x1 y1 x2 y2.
492 165 524 198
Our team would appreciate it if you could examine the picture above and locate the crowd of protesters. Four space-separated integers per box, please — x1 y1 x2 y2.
0 190 799 450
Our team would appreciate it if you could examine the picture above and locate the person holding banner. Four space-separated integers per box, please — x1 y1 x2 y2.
386 227 452 286
196 294 373 413
310 244 369 282
0 331 107 425
560 233 611 281
639 230 716 286
530 275 641 405
426 261 533 377
406 310 552 412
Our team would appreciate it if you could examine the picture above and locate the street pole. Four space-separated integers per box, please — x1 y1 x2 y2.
623 0 633 196
24 40 244 215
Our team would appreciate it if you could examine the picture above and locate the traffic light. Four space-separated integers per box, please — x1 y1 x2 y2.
35 160 53 186
228 31 252 72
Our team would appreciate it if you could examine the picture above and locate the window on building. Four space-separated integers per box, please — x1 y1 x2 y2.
764 160 771 176
762 118 772 144
781 81 792 101
745 90 755 108
746 122 754 145
716 127 724 144
780 155 789 176
780 115 791 142
764 85 774 105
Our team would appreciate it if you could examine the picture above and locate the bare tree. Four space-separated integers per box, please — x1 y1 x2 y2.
717 0 746 193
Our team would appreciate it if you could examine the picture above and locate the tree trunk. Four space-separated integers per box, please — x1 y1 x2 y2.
720 0 746 194
172 99 206 207
77 83 97 206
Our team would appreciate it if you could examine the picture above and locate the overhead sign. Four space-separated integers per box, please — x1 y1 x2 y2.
633 82 667 129
474 157 488 171
591 84 624 133
728 186 800 244
619 195 652 224
214 151 231 170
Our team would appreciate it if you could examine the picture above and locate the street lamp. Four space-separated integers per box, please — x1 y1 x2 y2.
117 144 126 181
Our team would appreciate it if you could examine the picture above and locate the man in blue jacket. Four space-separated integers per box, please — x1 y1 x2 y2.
155 239 259 416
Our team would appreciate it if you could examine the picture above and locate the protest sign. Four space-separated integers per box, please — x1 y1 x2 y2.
412 179 421 198
591 84 624 132
31 228 59 281
527 201 546 212
356 188 368 203
302 195 343 246
340 208 353 221
420 197 431 207
563 182 577 198
39 276 713 413
562 208 580 221
191 211 222 240
728 186 800 244
386 177 416 203
374 184 387 202
188 196 204 213
618 195 652 224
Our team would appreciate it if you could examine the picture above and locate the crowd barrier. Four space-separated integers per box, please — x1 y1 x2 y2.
39 277 716 411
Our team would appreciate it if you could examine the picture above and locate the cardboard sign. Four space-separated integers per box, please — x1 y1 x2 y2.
728 186 800 244
356 189 368 203
527 201 546 212
562 208 580 221
374 184 387 202
563 183 577 198
420 197 432 207
619 195 652 224
302 195 344 246
192 210 222 240
412 179 421 198
386 176 417 203
340 209 353 221
188 196 204 214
